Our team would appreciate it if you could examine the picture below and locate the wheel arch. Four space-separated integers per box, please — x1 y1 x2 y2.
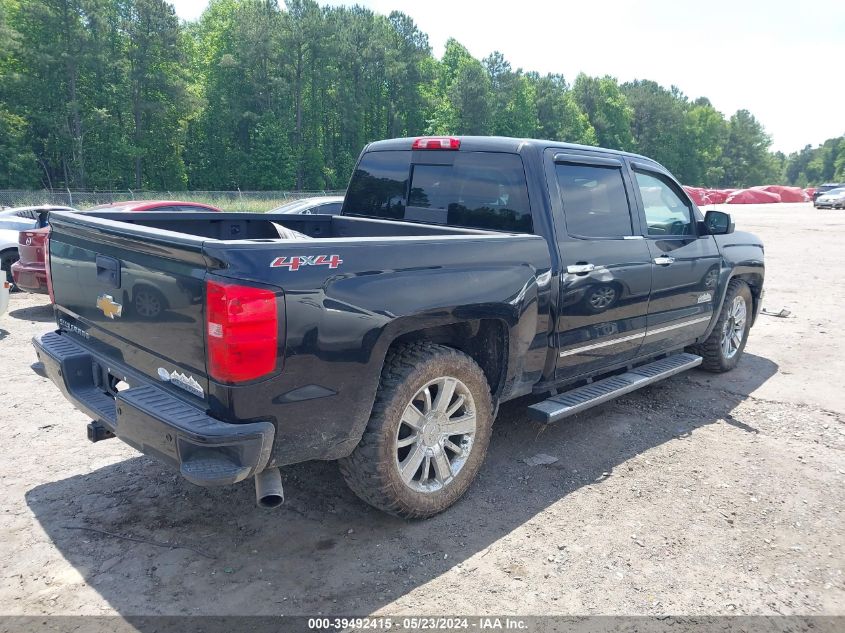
1 247 19 285
731 272 764 325
699 272 762 342
0 246 19 261
385 318 509 405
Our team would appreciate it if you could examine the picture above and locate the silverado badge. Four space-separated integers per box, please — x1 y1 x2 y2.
96 294 123 319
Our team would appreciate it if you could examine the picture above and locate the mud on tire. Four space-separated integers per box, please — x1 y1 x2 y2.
338 342 494 519
690 278 753 373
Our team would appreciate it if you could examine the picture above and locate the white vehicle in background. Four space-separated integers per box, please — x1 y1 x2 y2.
815 187 845 210
268 195 344 215
0 279 10 317
0 217 31 289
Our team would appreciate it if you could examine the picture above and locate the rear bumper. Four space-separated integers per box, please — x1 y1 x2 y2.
33 331 275 486
11 261 48 294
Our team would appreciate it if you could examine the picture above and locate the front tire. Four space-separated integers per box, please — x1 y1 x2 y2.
691 279 752 372
338 342 493 519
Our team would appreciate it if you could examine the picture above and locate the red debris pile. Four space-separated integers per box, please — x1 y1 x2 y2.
682 186 711 206
725 189 782 204
706 189 732 204
751 185 810 202
682 185 811 205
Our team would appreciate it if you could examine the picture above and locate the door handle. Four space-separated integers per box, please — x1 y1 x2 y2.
653 256 675 266
566 263 595 274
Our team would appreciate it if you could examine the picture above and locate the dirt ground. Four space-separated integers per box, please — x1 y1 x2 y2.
0 202 843 618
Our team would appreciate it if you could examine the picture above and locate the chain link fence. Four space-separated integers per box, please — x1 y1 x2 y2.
0 190 345 212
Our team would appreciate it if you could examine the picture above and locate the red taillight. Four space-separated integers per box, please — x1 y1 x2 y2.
44 229 55 303
206 279 279 383
412 136 460 150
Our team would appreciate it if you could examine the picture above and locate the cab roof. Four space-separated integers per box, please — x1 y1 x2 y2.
364 136 657 164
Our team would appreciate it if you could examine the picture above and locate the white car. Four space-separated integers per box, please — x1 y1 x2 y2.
0 279 9 317
815 187 845 210
268 196 344 215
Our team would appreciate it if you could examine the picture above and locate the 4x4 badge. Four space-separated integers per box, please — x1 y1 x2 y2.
96 294 123 319
270 254 343 271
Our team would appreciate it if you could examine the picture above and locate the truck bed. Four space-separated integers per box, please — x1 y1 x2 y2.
77 211 500 242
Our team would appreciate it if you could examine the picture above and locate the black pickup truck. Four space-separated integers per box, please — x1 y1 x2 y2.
34 136 764 518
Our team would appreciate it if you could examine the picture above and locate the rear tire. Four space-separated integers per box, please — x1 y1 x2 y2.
690 279 752 372
338 342 493 519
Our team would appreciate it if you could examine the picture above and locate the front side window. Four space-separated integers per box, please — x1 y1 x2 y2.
555 163 633 238
635 171 694 236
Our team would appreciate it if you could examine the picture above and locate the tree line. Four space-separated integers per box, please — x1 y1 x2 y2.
1 0 842 192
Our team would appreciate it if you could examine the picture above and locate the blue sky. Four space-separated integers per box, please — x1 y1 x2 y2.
170 0 845 154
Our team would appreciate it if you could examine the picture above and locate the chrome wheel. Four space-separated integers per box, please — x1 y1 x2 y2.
720 295 747 359
589 286 616 310
395 376 476 493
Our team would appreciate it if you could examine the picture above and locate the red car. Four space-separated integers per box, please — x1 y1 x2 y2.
13 226 51 294
11 200 222 294
84 200 223 214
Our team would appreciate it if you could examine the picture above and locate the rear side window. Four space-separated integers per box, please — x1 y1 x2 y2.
445 153 532 232
343 150 411 220
555 163 633 238
344 151 533 232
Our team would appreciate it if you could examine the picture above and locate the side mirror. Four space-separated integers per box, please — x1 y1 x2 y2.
703 210 734 235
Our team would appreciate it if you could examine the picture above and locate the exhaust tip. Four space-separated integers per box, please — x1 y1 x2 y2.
254 467 284 510
258 493 284 509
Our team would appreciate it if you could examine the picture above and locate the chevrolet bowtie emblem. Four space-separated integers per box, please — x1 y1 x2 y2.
96 294 123 319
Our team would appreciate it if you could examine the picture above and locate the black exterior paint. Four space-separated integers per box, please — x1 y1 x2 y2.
40 136 765 473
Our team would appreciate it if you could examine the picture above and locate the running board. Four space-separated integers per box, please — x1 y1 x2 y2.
527 353 702 424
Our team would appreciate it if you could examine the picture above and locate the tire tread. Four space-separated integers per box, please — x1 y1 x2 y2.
338 342 492 519
690 278 751 372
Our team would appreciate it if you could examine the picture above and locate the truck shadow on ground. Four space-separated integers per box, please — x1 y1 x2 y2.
8 302 54 322
25 353 777 617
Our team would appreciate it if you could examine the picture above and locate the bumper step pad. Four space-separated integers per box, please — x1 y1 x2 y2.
33 331 274 486
528 353 702 423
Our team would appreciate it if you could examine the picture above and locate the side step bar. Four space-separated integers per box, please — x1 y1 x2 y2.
527 353 702 424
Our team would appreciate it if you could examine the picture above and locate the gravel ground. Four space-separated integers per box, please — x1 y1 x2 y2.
0 202 843 617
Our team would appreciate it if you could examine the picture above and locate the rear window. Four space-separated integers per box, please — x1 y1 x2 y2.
344 150 532 232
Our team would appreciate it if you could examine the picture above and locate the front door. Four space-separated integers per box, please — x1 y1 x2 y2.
629 165 721 357
547 151 653 380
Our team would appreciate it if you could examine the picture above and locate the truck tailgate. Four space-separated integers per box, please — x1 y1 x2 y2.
48 212 210 399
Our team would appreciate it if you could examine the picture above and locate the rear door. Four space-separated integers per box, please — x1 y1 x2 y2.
628 162 721 356
545 150 653 380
